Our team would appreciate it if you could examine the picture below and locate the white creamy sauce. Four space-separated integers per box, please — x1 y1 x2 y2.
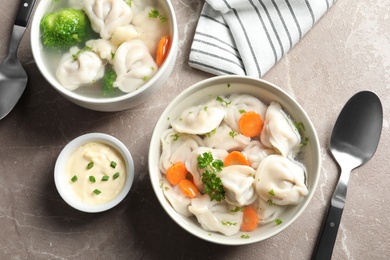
66 142 126 205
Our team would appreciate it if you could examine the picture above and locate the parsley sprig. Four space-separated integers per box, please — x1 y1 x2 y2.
197 152 225 201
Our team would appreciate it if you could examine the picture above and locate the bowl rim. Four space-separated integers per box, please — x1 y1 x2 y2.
30 0 178 104
148 75 321 245
54 133 134 213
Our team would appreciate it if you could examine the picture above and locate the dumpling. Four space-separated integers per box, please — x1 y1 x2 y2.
203 122 251 151
254 197 285 224
56 47 105 90
260 102 301 158
162 178 192 217
113 40 158 93
171 99 226 135
255 154 308 205
242 140 274 169
188 194 243 236
224 94 268 132
86 39 117 61
111 24 140 47
159 128 204 174
185 147 228 192
83 0 133 40
219 165 257 207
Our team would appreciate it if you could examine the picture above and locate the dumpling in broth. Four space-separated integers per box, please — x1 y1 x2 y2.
113 40 158 93
255 154 308 205
171 99 226 135
189 194 243 236
83 0 133 40
261 102 301 158
56 47 105 90
219 165 257 207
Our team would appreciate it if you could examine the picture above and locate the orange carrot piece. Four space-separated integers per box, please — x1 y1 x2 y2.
156 36 170 67
166 162 188 185
238 111 264 137
240 206 259 232
179 179 200 198
224 151 250 167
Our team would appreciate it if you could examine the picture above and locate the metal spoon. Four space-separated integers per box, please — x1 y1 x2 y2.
0 0 36 120
312 91 383 260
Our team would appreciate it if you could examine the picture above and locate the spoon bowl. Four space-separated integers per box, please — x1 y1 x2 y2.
312 91 383 260
0 0 36 120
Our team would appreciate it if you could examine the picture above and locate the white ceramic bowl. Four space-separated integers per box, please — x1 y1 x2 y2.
55 133 134 213
30 0 178 112
148 75 321 245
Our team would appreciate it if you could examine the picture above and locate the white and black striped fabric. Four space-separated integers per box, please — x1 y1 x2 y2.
189 0 335 78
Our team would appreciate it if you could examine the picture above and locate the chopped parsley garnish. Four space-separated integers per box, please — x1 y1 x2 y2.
110 161 117 168
71 175 78 182
148 8 167 23
87 162 94 170
229 130 238 138
267 199 276 206
268 189 275 196
239 109 246 114
198 152 225 201
230 206 244 212
275 218 283 225
294 122 309 147
170 133 179 141
216 96 231 107
241 234 250 239
113 172 120 180
89 176 96 183
222 221 237 226
93 189 101 195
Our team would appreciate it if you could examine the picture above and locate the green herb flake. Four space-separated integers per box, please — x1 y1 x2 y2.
229 130 238 138
239 109 246 114
215 96 231 107
110 161 117 169
113 172 120 180
275 218 283 225
101 176 109 181
222 221 237 226
93 189 101 195
267 199 276 206
148 8 167 24
87 162 94 170
170 134 179 141
241 234 250 239
89 176 96 183
71 175 78 183
268 189 275 196
230 206 244 213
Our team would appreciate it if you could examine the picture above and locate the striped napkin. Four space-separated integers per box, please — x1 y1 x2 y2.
189 0 335 78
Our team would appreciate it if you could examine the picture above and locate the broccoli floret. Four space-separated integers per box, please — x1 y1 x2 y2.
102 67 122 96
40 8 93 49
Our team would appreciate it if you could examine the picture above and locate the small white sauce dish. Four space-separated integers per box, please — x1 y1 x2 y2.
55 133 134 213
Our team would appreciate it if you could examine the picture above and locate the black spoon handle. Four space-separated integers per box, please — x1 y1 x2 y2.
15 0 37 27
312 203 344 260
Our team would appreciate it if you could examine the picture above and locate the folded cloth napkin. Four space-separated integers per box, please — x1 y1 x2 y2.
189 0 335 78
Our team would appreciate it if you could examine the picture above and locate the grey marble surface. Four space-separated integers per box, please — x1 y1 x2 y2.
0 0 389 259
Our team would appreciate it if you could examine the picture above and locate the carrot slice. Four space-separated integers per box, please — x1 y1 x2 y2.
240 206 259 232
179 179 200 198
155 36 171 67
224 151 250 167
166 162 188 185
238 111 264 137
